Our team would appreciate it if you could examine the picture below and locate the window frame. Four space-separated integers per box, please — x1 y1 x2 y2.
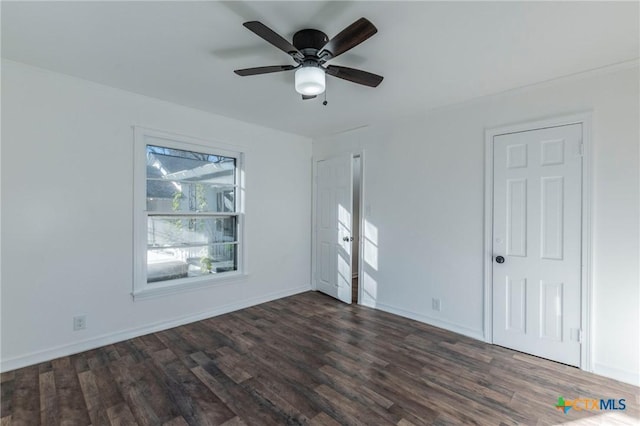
133 127 246 300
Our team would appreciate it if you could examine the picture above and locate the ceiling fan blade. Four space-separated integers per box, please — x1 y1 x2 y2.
319 18 377 60
325 65 383 87
234 65 296 76
243 21 303 60
302 95 317 100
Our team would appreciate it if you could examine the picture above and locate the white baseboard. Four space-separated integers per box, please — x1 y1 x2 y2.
593 363 640 387
373 302 485 341
0 285 310 373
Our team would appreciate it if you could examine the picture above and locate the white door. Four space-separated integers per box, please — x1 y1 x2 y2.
492 124 582 366
315 154 353 303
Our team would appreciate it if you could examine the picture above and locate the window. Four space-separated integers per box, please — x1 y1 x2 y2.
133 128 244 299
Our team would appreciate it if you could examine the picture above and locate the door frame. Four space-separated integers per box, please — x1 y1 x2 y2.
311 151 366 305
353 153 365 304
483 113 593 371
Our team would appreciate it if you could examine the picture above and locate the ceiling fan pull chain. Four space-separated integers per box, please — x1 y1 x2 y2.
323 85 328 106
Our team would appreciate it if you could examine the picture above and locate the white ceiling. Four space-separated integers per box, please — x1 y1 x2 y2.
2 1 639 138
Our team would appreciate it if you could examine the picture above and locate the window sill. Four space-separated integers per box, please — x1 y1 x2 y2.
132 272 248 301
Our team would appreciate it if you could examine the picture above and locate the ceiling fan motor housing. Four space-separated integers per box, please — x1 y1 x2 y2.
293 29 329 59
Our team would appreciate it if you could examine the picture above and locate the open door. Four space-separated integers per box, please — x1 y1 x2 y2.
314 154 353 303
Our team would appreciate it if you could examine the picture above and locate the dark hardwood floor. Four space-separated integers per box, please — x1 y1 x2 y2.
2 291 639 425
352 277 358 304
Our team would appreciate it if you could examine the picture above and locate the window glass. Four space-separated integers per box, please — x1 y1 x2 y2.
146 145 236 213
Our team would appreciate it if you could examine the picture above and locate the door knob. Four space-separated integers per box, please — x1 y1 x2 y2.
343 236 350 242
495 256 505 264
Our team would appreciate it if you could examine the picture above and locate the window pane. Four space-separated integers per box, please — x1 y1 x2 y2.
146 145 236 213
146 181 235 213
147 243 237 283
148 216 237 246
147 215 237 283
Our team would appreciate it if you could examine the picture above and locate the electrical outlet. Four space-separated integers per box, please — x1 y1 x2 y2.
73 315 87 331
432 298 441 312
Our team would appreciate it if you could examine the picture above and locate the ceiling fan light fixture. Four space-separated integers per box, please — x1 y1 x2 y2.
295 66 325 96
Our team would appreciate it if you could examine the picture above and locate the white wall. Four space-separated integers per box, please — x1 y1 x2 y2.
313 65 640 386
1 60 312 371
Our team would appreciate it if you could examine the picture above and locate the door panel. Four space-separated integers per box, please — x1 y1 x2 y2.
315 154 353 304
540 176 564 259
506 178 527 257
493 124 582 366
540 281 563 341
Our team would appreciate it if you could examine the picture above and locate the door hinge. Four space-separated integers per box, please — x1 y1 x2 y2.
571 328 583 343
578 141 584 156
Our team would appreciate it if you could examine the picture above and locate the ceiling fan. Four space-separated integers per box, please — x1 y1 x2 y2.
234 18 384 100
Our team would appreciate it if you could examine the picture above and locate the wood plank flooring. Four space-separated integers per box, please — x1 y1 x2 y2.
352 277 358 304
2 291 639 425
